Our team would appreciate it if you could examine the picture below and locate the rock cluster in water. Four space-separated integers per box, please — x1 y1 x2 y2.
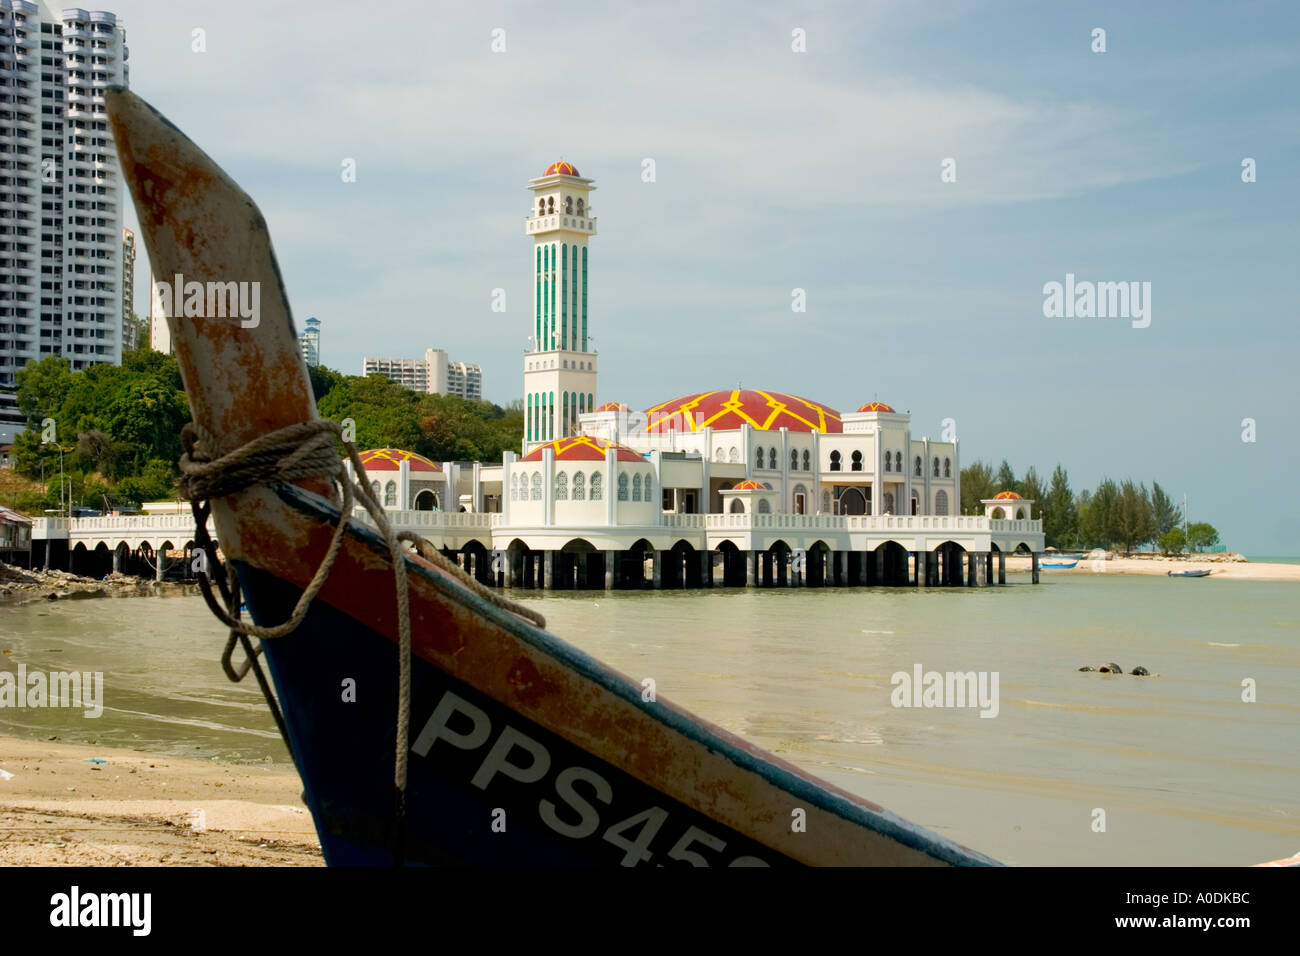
0 564 195 606
1077 662 1154 676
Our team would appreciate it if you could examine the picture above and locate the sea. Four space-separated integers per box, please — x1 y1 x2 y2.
2 570 1297 867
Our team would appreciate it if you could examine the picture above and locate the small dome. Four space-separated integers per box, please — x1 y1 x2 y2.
543 161 580 177
356 448 441 473
993 491 1022 500
520 436 644 463
646 389 842 434
733 480 766 491
857 401 895 413
595 401 630 412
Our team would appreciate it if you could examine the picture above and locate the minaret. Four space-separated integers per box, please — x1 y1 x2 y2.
522 161 598 453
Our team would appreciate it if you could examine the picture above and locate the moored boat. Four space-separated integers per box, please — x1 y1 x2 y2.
1168 568 1211 578
1040 558 1079 569
105 88 997 867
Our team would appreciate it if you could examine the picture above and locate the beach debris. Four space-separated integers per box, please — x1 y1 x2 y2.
1077 666 1094 672
1098 662 1123 674
83 758 107 764
0 768 14 781
1130 666 1150 676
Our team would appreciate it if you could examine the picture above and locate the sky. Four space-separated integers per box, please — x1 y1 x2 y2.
107 0 1299 554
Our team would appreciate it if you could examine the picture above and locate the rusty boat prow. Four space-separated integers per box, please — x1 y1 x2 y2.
105 86 1000 867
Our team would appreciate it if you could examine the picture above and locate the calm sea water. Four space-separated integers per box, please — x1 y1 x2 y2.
2 572 1297 866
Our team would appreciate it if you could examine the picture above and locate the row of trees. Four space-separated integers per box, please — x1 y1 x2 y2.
960 460 1220 553
3 352 524 515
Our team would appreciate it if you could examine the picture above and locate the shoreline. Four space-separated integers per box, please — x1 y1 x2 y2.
0 734 320 866
1005 553 1300 581
0 564 199 607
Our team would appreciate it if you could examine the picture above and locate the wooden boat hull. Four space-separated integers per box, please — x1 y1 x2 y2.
1168 569 1211 577
105 86 998 867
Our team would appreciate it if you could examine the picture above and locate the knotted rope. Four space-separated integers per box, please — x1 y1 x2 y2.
178 418 544 862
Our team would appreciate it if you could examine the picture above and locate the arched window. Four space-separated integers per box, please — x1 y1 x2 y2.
884 492 895 514
894 451 902 473
768 448 777 470
790 449 799 471
793 484 808 515
632 474 642 501
883 452 891 473
830 450 842 472
572 471 585 500
547 196 554 213
510 474 518 501
644 474 654 504
911 492 919 515
370 480 381 501
564 196 573 214
728 447 739 463
618 473 629 501
755 445 765 469
590 472 602 500
802 449 810 471
757 498 771 514
537 200 545 216
822 490 831 513
1016 507 1026 520
944 457 951 478
932 457 940 477
382 481 396 507
729 498 745 514
715 447 725 462
531 473 542 500
555 472 568 500
935 490 949 515
576 198 584 216
851 450 863 471
914 455 922 477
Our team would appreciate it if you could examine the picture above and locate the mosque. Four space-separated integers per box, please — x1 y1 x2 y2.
348 162 1045 590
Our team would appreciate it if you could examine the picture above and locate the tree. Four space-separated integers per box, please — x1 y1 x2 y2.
1115 480 1155 553
1042 465 1077 549
15 355 73 423
1080 478 1119 549
994 459 1017 494
960 461 995 514
1150 482 1181 537
308 364 347 402
1186 522 1220 553
1020 466 1045 519
1158 527 1186 554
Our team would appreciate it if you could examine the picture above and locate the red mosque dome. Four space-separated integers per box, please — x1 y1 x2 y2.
645 389 842 434
595 401 630 412
543 161 580 177
355 448 441 472
856 401 895 413
993 491 1022 500
520 437 644 463
733 480 766 491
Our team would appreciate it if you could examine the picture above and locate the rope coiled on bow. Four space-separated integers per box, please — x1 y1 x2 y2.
178 419 544 863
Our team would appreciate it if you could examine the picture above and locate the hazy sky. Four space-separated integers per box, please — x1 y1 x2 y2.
109 0 1299 554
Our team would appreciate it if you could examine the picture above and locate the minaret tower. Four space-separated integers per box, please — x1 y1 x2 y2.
522 161 598 453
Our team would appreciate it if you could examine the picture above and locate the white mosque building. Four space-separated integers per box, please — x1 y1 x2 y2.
351 160 1046 591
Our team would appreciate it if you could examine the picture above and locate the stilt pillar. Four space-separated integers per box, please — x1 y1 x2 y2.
652 550 663 589
746 550 758 587
836 551 847 586
543 551 554 589
1031 551 1040 584
700 550 711 588
967 551 977 587
605 550 617 589
998 551 1006 585
916 551 927 588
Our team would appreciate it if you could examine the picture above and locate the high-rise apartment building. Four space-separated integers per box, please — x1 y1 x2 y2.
119 223 133 346
363 347 483 401
299 315 319 368
0 2 128 392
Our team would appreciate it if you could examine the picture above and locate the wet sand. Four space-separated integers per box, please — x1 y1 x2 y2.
0 735 320 866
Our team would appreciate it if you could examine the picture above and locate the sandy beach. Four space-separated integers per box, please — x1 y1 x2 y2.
0 736 320 866
1005 553 1300 581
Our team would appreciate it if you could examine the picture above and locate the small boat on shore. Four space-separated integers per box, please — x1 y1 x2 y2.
1040 558 1079 569
106 88 997 867
1168 569 1211 578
